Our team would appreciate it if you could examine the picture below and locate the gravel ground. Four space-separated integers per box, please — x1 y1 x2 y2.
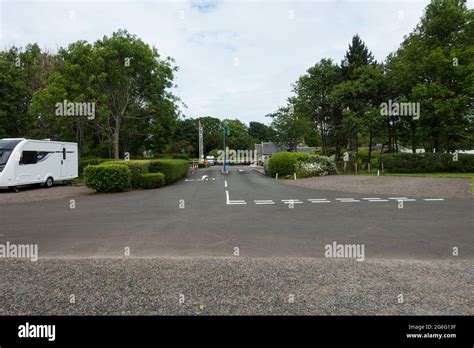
283 175 473 199
0 257 472 315
0 184 93 205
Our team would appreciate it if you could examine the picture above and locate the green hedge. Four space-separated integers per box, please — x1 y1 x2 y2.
84 164 131 193
139 173 165 189
379 153 474 173
102 160 151 189
170 153 189 160
79 158 108 176
149 159 189 183
268 152 298 177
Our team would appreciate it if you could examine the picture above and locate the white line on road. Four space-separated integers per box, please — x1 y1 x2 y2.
224 180 227 187
362 198 381 200
423 198 445 201
308 200 331 203
254 200 275 205
368 199 389 202
281 200 303 204
226 190 247 205
388 197 408 200
336 198 360 202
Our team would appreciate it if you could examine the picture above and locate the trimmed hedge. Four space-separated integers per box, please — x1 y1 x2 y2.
102 160 151 189
268 152 337 178
139 173 165 189
149 159 189 183
84 164 131 193
171 153 189 160
79 158 108 176
268 152 298 177
379 153 474 173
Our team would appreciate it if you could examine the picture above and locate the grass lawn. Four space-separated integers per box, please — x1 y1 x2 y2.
340 171 474 193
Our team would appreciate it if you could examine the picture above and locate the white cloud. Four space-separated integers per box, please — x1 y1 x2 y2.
0 0 431 124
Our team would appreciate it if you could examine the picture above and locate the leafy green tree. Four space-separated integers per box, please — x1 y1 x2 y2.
294 58 342 155
248 121 273 142
0 44 57 138
267 101 310 151
223 119 254 150
198 116 223 154
385 0 474 152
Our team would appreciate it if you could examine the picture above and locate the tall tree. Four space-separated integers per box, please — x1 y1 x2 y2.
267 100 310 152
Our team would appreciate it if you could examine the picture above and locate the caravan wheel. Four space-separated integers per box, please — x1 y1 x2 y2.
44 177 54 188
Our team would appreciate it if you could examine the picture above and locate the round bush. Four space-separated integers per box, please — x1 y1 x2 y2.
139 173 165 189
268 152 298 178
84 164 131 193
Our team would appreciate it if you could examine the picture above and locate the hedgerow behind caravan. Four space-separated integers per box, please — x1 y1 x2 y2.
0 139 78 189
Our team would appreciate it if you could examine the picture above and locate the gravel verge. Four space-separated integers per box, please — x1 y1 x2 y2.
0 257 472 315
0 185 93 205
283 175 473 199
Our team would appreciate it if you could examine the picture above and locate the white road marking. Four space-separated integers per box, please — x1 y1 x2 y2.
388 197 408 200
368 199 389 202
224 180 227 187
184 179 195 182
281 199 303 204
254 200 275 205
423 198 445 201
308 200 331 203
201 175 208 180
396 199 416 202
336 198 360 202
226 190 247 205
362 198 381 200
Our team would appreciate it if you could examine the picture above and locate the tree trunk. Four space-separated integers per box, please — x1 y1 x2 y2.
113 117 120 159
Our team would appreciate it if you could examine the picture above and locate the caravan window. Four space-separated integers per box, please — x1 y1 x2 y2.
20 151 38 165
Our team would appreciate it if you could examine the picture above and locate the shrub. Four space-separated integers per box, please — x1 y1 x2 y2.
79 158 108 176
379 153 474 173
296 155 338 178
101 160 151 189
293 152 310 162
84 164 131 193
139 173 165 189
268 152 298 177
149 159 189 183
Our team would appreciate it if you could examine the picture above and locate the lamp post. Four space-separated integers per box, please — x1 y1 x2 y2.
223 125 230 173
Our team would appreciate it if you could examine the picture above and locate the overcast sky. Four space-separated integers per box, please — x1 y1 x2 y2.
1 0 462 125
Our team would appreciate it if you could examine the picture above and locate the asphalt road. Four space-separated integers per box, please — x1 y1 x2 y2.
1 166 472 260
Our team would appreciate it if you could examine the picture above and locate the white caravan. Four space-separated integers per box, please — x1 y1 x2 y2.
0 138 78 188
